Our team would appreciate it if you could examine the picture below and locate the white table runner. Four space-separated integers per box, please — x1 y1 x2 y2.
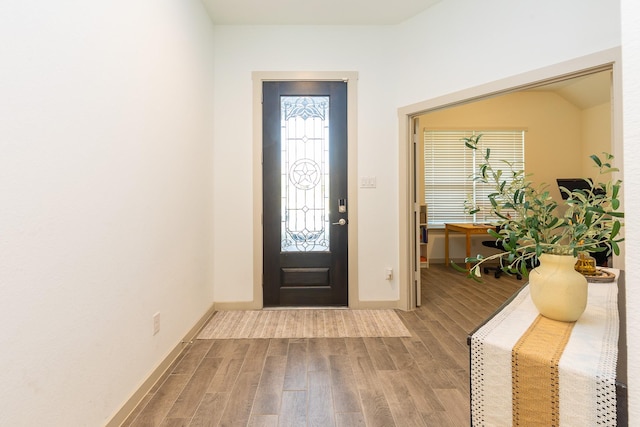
470 269 619 426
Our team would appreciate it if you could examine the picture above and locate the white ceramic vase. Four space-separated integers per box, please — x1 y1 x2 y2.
528 253 588 322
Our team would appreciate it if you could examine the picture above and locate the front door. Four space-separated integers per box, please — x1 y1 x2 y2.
262 81 348 307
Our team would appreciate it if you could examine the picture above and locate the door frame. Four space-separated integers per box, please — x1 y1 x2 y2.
397 48 623 310
252 71 360 309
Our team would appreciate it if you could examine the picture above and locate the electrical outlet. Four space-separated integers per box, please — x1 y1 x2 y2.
153 312 160 335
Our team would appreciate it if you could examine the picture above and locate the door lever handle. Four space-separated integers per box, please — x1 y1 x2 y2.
332 218 347 226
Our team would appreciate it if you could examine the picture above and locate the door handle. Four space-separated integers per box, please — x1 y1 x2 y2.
332 218 347 226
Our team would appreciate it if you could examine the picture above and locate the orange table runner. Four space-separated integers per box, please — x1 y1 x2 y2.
512 316 575 426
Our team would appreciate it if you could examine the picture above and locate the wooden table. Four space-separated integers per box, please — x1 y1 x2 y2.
444 223 495 269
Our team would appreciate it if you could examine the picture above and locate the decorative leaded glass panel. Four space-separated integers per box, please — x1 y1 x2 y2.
281 96 330 252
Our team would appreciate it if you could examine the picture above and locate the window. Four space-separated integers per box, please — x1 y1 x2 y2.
423 130 525 227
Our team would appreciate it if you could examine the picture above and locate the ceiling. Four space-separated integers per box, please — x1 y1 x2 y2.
202 0 442 25
524 70 611 110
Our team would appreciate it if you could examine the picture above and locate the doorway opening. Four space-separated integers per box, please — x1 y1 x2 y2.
262 81 349 307
398 48 623 311
252 71 359 309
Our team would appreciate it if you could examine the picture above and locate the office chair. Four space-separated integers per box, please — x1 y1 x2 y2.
481 238 523 280
590 245 609 267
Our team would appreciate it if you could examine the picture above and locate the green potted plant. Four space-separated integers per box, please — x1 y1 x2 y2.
454 134 624 321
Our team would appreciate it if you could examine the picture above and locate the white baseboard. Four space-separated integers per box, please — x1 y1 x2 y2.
352 300 400 310
213 300 262 311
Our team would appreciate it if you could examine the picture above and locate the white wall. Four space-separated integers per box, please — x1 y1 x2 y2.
621 0 640 423
0 1 215 425
395 0 621 106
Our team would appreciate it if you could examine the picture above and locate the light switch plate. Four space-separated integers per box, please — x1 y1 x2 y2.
360 176 377 188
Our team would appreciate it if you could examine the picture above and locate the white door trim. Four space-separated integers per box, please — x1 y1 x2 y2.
252 71 360 309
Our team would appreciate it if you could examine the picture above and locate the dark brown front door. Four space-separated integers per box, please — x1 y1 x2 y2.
263 81 348 307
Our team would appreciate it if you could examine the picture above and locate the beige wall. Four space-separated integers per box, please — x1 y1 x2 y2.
418 90 612 263
582 102 614 179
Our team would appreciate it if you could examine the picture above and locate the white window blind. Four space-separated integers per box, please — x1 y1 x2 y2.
423 130 525 227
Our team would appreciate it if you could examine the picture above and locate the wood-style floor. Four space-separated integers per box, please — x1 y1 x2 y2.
122 264 523 427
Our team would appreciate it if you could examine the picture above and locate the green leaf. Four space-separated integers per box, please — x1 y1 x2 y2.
612 241 620 255
520 262 528 278
611 220 621 239
584 211 593 227
591 154 602 167
502 240 514 251
450 261 468 273
612 198 620 210
586 206 606 214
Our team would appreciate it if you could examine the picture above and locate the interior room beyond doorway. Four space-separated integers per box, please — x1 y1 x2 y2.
417 69 613 266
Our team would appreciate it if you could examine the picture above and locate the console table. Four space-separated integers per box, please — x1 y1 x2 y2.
468 270 627 426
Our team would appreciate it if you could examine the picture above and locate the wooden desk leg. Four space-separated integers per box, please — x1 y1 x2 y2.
465 232 471 270
445 227 450 266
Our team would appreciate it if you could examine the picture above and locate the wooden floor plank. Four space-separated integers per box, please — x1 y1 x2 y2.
358 388 395 427
252 355 287 415
283 340 308 391
206 357 245 393
350 355 379 392
159 418 189 427
398 367 445 415
329 355 362 414
307 338 330 372
121 394 153 427
278 390 307 427
129 374 190 427
242 339 270 373
344 337 369 358
204 340 235 359
381 337 415 370
435 388 471 427
217 371 261 426
378 370 427 427
166 358 223 419
308 370 336 427
188 392 229 427
325 338 348 355
172 340 214 376
362 337 396 371
247 414 279 427
266 338 290 356
335 412 367 427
